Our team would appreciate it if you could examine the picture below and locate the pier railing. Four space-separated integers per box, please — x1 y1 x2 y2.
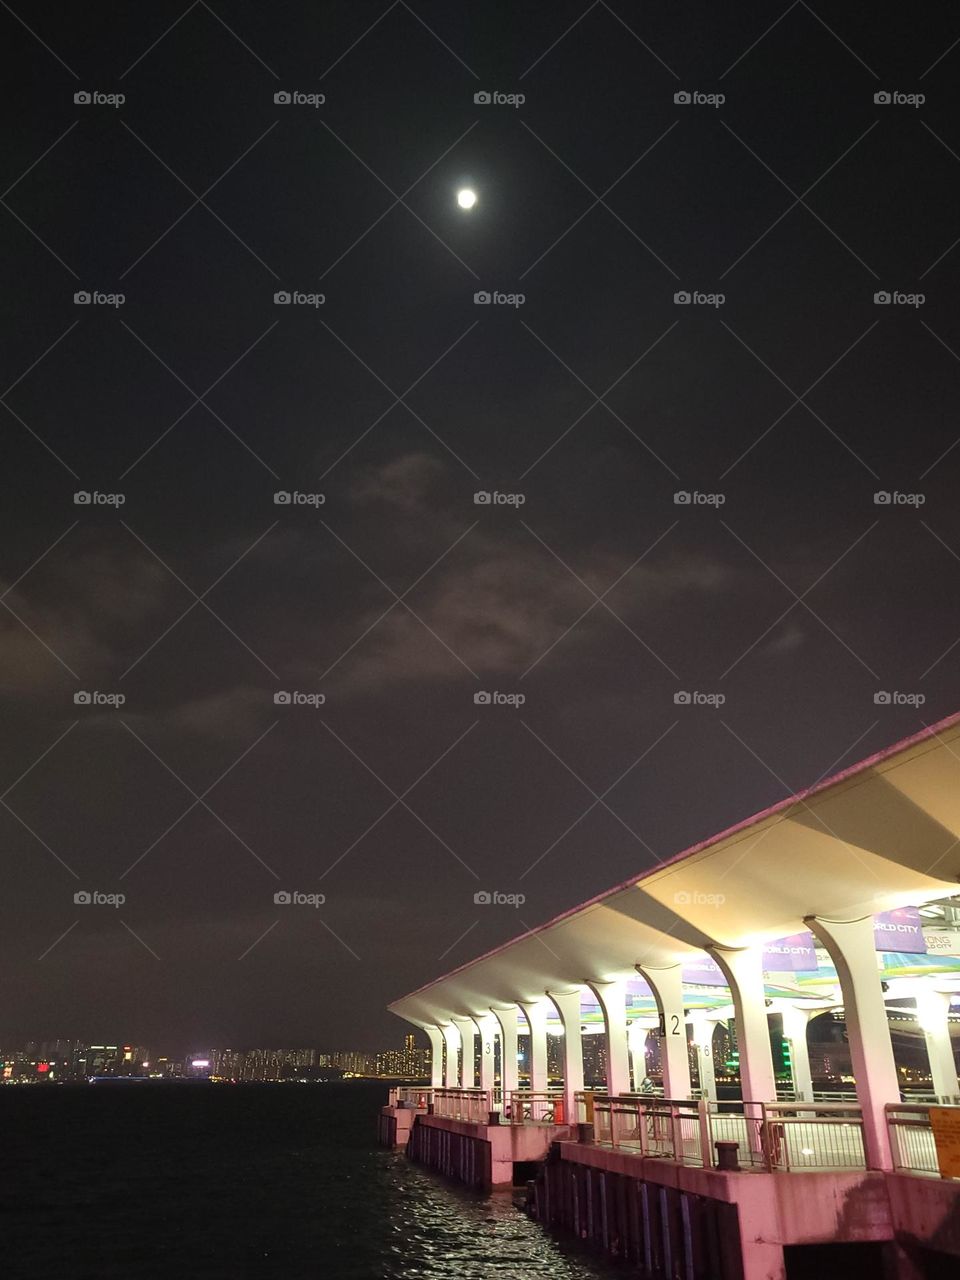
388 1086 433 1109
432 1087 491 1122
591 1095 868 1173
759 1101 864 1171
886 1103 949 1176
507 1089 564 1125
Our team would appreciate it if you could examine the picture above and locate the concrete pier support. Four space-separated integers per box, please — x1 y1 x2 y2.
587 979 631 1096
492 1006 519 1098
519 1000 550 1091
441 1023 460 1088
425 1026 444 1088
690 1014 720 1101
915 984 960 1101
778 1004 815 1102
709 945 777 1106
474 1012 498 1095
548 988 584 1120
807 914 900 1170
452 1017 476 1087
638 964 692 1098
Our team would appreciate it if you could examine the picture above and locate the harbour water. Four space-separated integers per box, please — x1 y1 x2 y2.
2 1079 621 1279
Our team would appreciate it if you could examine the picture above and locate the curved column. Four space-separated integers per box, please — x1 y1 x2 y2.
915 984 959 1102
637 964 691 1099
690 1014 720 1101
779 1005 814 1102
424 1025 444 1088
452 1016 477 1087
441 1023 460 1088
519 1000 550 1091
708 944 777 1104
548 988 584 1121
807 914 899 1171
492 1006 520 1099
474 1012 498 1096
587 979 631 1096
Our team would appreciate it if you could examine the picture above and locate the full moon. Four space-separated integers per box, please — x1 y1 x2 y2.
457 188 477 209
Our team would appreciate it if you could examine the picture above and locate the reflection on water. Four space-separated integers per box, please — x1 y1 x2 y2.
0 1081 619 1279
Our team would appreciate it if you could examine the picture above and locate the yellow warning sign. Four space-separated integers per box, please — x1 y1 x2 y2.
929 1107 960 1179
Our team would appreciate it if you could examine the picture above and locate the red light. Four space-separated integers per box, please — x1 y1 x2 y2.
37 1062 49 1073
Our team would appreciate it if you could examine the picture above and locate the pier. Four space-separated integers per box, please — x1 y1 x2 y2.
382 712 960 1278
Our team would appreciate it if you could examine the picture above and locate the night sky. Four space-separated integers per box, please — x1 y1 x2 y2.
2 2 960 1052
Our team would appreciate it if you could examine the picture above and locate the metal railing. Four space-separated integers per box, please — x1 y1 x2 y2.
389 1086 434 1109
760 1101 864 1171
590 1095 867 1173
507 1088 565 1125
887 1103 944 1176
575 1088 607 1123
432 1087 491 1122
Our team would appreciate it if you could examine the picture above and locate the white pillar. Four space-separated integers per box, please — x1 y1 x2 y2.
474 1013 497 1096
779 1006 814 1102
492 1006 519 1099
708 945 777 1104
690 1015 719 1100
425 1026 444 1088
519 1000 550 1091
807 915 900 1171
587 979 631 1096
916 985 959 1102
548 988 584 1121
441 1023 460 1088
452 1016 476 1087
638 964 691 1099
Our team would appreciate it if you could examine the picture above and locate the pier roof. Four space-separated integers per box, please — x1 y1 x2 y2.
390 711 960 1026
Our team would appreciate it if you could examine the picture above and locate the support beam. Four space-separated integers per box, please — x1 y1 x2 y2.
441 1023 460 1088
778 1005 814 1103
548 988 584 1122
708 945 777 1105
474 1012 498 1096
637 964 691 1099
424 1026 444 1089
690 1014 719 1101
916 984 960 1102
492 1006 519 1099
519 1000 550 1092
587 979 631 1096
807 914 900 1171
451 1017 476 1087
